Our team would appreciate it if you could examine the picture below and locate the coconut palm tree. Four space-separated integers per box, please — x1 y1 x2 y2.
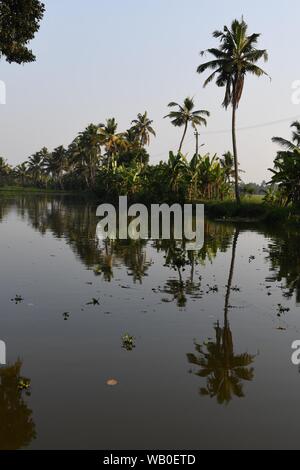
197 18 269 204
131 111 156 147
98 118 127 169
270 123 300 205
164 97 210 153
272 121 300 150
77 125 101 188
27 148 48 186
269 149 300 206
44 146 68 189
14 162 28 187
130 112 156 165
0 157 11 184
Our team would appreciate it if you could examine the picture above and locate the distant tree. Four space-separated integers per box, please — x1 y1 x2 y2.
27 147 48 186
164 97 209 154
14 162 28 186
269 122 300 205
220 151 235 184
45 146 68 189
130 112 156 164
131 112 156 147
272 121 300 151
0 156 12 185
98 118 127 169
0 0 45 64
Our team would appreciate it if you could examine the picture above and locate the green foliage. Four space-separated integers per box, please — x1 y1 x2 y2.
164 97 209 153
197 18 269 203
0 0 45 64
269 122 300 206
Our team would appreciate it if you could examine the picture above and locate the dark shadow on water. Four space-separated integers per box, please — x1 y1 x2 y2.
0 360 36 450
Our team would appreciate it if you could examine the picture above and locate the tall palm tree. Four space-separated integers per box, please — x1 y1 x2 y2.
272 121 300 150
131 111 156 147
164 97 210 153
27 147 48 186
45 146 67 189
130 112 156 164
98 118 127 169
77 125 101 188
197 18 269 204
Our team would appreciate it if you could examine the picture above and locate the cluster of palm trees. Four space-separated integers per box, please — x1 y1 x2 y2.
164 151 235 201
1 100 237 200
1 17 272 204
3 112 156 190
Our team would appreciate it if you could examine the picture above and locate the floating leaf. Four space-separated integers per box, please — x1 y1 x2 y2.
106 379 118 386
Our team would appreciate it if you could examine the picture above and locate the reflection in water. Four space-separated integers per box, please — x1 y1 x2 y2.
2 194 300 306
0 195 233 295
0 361 36 450
154 223 234 307
1 194 300 448
187 229 255 404
266 226 300 303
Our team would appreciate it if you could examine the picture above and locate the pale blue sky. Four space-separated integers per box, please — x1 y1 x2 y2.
0 0 299 182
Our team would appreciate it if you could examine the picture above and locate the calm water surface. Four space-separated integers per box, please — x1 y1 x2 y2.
0 194 300 450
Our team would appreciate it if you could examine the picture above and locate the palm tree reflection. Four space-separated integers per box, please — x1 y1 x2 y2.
0 360 36 449
187 229 255 404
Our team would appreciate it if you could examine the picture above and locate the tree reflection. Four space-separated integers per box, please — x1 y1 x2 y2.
155 222 234 307
0 360 36 449
0 194 151 283
266 227 300 303
187 229 255 404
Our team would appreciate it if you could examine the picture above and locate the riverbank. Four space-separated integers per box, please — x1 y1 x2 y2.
0 186 80 195
205 199 300 225
1 187 299 225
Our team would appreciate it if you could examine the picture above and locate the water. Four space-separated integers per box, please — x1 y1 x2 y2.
0 193 300 450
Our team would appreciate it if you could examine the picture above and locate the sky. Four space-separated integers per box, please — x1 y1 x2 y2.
0 0 300 182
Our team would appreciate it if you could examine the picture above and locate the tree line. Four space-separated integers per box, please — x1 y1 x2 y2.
1 7 299 206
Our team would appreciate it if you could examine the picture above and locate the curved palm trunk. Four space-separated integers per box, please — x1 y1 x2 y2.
179 122 188 154
232 105 241 205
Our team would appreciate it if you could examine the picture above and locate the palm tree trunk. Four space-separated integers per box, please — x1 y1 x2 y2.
179 122 188 154
195 130 199 156
232 105 241 205
224 228 239 325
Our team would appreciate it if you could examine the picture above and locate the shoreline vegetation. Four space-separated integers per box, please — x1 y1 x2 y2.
1 16 300 225
1 187 299 226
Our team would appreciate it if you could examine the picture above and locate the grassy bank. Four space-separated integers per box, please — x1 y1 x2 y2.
205 198 300 225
